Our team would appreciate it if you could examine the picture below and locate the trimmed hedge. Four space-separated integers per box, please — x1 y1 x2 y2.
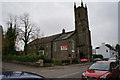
53 61 62 65
2 55 45 62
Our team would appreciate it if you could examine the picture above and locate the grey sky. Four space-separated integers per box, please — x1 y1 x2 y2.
1 1 118 50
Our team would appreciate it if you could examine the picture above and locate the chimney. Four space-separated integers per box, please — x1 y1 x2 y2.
62 29 65 33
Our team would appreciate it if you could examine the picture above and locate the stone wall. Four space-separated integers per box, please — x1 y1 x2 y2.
53 39 74 61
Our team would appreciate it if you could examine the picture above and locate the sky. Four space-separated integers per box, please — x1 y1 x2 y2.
0 0 119 50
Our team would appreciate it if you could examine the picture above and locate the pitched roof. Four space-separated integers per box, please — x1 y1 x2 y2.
28 30 75 45
54 31 75 41
38 34 60 44
28 33 60 45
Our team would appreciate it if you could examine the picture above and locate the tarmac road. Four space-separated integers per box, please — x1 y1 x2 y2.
2 62 91 78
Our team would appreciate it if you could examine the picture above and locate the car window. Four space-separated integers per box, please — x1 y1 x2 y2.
109 57 116 60
89 63 109 71
110 62 117 71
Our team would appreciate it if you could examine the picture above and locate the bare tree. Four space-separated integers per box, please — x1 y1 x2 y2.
19 13 40 55
19 13 32 55
4 13 43 55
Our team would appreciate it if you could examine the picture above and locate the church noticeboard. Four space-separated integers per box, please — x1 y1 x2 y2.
61 46 68 50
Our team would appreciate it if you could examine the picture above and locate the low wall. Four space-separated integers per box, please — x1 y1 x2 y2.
3 60 52 67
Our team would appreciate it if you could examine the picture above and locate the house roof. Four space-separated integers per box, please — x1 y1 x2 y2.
54 31 75 41
38 34 60 44
28 30 75 45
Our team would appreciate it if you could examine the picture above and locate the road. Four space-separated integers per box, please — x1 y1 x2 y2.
2 62 91 78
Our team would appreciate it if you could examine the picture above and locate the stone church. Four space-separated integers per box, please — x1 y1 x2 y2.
27 1 92 62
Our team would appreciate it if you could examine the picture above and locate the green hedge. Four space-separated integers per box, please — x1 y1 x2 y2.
44 59 52 63
62 59 70 63
53 61 62 65
2 55 45 62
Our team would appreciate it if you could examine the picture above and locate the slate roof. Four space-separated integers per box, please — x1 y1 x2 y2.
38 34 60 44
54 31 75 41
28 30 75 45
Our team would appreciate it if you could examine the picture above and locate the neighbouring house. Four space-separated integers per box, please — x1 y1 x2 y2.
93 43 118 59
27 1 92 62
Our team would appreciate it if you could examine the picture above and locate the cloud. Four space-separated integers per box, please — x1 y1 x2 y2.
1 2 118 50
87 2 118 47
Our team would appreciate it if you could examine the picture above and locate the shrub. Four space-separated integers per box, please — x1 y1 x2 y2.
65 59 70 63
72 58 78 63
2 55 45 62
53 61 62 65
44 59 52 63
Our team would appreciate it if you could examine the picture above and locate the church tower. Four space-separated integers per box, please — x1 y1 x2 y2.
74 0 92 62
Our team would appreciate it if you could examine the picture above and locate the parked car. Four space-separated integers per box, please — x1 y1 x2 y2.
93 58 102 63
108 57 119 64
2 71 47 80
82 61 119 80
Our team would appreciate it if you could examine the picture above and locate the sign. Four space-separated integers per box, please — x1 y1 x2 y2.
80 59 88 62
61 46 68 50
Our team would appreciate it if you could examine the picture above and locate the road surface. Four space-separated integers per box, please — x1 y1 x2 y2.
2 62 91 78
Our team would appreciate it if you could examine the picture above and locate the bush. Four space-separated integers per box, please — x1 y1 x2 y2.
53 61 62 65
44 59 52 63
72 58 78 63
2 55 45 62
65 59 70 63
62 59 70 63
93 54 103 59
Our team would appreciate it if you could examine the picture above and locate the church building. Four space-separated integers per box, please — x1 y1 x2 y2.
27 1 92 62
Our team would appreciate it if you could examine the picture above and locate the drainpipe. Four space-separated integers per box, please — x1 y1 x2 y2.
51 41 53 62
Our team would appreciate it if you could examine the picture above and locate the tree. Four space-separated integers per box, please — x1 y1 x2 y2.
3 15 18 55
3 13 42 55
115 44 120 56
20 13 36 55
